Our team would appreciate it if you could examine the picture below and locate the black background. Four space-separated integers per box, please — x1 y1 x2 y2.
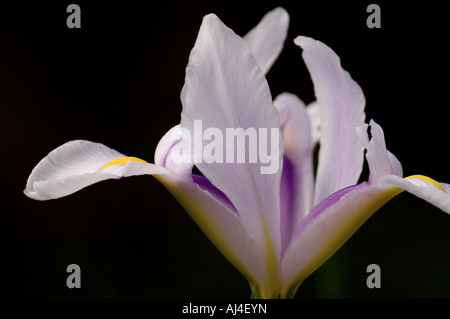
1 0 450 299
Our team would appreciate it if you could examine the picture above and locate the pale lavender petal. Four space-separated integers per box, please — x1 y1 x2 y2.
295 36 366 205
180 13 283 277
243 7 289 74
23 140 161 200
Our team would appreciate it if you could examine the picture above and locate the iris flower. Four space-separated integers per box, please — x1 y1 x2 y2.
24 8 450 298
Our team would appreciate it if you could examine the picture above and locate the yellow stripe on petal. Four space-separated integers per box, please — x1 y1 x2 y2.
405 174 444 191
101 157 148 169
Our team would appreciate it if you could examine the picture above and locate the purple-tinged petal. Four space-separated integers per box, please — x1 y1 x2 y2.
274 93 314 251
280 181 402 298
155 126 239 214
279 156 295 253
191 174 237 214
280 172 450 297
293 184 360 238
243 7 289 74
154 124 193 177
153 126 270 290
295 36 366 205
154 127 272 291
154 171 269 292
180 13 283 293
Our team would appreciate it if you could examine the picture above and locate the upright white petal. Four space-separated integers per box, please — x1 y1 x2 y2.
295 36 366 205
180 14 283 296
243 7 289 74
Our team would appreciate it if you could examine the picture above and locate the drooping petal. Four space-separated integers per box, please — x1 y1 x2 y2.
274 93 314 251
380 175 450 213
295 36 366 205
153 170 269 292
180 14 283 296
281 173 450 297
24 138 269 290
243 7 289 74
280 118 450 297
156 128 273 292
280 181 401 298
23 140 163 200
